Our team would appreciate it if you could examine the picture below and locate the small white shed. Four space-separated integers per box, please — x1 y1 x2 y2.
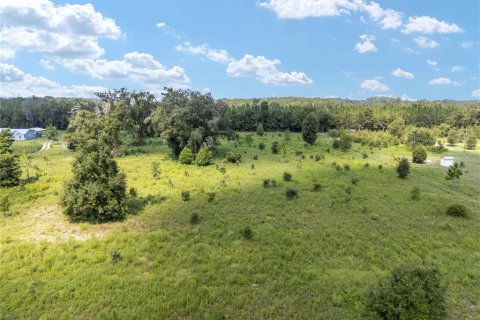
440 156 454 167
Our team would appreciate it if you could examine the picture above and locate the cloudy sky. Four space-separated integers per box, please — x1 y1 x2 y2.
0 0 479 99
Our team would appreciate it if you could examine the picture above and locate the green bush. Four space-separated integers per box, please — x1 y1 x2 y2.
129 187 137 197
0 154 21 187
179 146 194 164
407 128 436 147
258 143 265 150
313 182 322 191
412 146 427 163
396 158 410 179
365 265 447 320
283 172 292 181
263 179 270 188
285 188 298 200
446 204 467 218
111 250 123 263
243 227 253 239
410 186 421 200
351 178 359 185
195 147 212 166
225 151 241 163
466 136 477 150
181 191 190 202
256 123 264 136
206 192 216 203
271 141 280 154
190 213 200 224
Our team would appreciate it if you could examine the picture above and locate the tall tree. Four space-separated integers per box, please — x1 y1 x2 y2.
0 130 21 187
302 112 318 145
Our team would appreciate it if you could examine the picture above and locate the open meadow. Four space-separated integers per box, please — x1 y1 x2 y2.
1 132 479 319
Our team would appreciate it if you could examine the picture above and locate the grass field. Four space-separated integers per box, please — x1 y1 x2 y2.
1 132 479 319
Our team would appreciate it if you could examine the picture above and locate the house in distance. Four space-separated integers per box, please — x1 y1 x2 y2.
0 128 43 141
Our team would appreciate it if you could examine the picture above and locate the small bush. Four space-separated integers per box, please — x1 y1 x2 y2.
243 227 253 239
343 164 350 171
410 186 421 200
151 161 161 178
195 147 213 166
181 191 190 202
271 141 280 154
206 192 216 203
251 164 255 170
313 182 322 191
129 187 137 197
466 136 477 150
378 164 383 170
283 172 292 181
285 188 298 200
111 250 123 263
315 154 323 161
412 146 428 164
190 213 200 224
253 155 258 160
362 152 368 159
179 146 194 164
219 166 226 174
0 195 11 215
271 179 277 187
258 143 265 150
295 150 304 156
351 178 359 185
225 151 242 163
301 154 305 159
332 139 340 149
446 204 467 218
364 162 370 168
263 179 270 188
365 265 447 320
396 158 410 179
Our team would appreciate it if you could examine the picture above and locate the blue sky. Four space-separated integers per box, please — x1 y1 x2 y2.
0 0 479 100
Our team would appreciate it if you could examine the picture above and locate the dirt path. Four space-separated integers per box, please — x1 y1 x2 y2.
34 140 52 155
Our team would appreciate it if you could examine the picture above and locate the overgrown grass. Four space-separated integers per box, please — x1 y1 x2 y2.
1 132 479 319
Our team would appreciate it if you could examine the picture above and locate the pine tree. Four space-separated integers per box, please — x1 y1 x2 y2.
256 123 264 136
179 146 194 164
445 162 463 184
302 112 318 145
0 129 21 187
396 158 410 179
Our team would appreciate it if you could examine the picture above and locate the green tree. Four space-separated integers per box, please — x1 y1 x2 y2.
256 123 264 136
466 136 477 150
0 129 21 187
61 111 127 222
447 129 458 145
445 162 463 184
44 124 58 141
366 265 447 320
19 151 33 180
412 146 427 163
179 146 194 164
396 158 410 179
338 132 353 151
195 147 212 166
302 112 318 145
407 128 435 147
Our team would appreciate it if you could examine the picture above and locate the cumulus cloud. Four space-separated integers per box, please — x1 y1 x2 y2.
360 79 389 92
0 0 122 59
355 34 377 53
39 59 54 70
175 42 232 64
392 68 414 79
414 36 439 49
427 59 438 66
450 66 465 72
226 54 313 85
402 16 463 34
472 89 480 98
428 77 460 86
460 41 475 49
0 63 106 97
61 52 190 87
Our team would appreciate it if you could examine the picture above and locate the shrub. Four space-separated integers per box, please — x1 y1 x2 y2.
181 191 190 201
338 132 353 151
364 162 370 168
410 186 421 200
396 158 410 179
258 143 265 150
243 227 253 239
302 112 318 145
256 123 264 136
271 141 280 154
412 146 427 164
362 152 368 159
351 178 359 185
0 153 21 187
378 164 383 170
271 179 277 187
0 195 11 215
466 136 477 150
179 146 194 164
445 162 463 183
219 166 226 174
295 150 304 156
190 213 200 224
128 187 137 197
111 250 123 263
151 161 161 178
253 155 258 160
343 164 350 171
225 151 242 163
285 188 298 200
263 179 270 188
332 139 340 149
365 265 447 320
206 192 216 203
283 172 292 181
313 182 322 191
446 204 467 218
195 147 212 166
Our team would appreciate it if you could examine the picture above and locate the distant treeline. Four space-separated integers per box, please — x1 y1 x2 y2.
0 95 479 132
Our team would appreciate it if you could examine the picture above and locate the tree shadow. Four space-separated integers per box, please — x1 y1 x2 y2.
125 194 167 216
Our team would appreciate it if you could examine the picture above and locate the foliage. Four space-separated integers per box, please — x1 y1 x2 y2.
446 204 467 218
44 125 58 141
271 141 280 154
283 172 292 181
312 182 322 191
365 265 447 320
151 161 161 179
225 151 242 163
445 162 463 183
334 132 353 151
258 142 265 150
396 158 410 179
285 188 298 200
0 129 21 187
190 213 200 224
206 192 216 203
179 146 194 165
256 123 264 136
302 112 318 145
406 128 436 147
0 194 11 215
447 129 459 145
412 146 427 164
242 227 253 239
195 147 213 166
181 191 190 202
410 186 421 200
466 136 477 150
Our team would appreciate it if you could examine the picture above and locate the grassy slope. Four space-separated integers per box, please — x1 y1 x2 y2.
0 133 479 319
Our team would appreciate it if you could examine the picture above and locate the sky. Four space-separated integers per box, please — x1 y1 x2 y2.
0 0 479 100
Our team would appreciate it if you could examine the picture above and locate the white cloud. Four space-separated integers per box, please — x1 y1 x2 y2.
472 89 480 98
0 63 106 97
259 0 402 29
355 34 377 53
400 94 415 101
428 77 460 86
156 22 167 28
0 0 121 59
39 59 54 70
427 59 438 66
226 54 313 85
402 16 463 34
61 52 190 88
450 66 465 72
392 68 414 79
414 36 439 49
360 79 389 92
175 42 232 64
460 41 475 49
0 47 16 60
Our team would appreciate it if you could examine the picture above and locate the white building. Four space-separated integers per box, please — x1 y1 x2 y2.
440 156 454 167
